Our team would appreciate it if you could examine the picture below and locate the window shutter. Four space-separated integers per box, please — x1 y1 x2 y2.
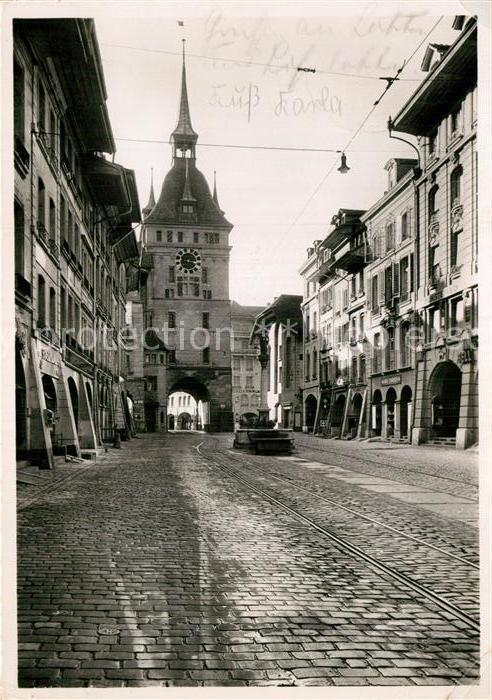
366 275 372 309
392 261 400 298
407 209 412 238
410 253 414 292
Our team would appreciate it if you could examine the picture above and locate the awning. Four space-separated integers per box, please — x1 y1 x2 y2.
82 156 131 212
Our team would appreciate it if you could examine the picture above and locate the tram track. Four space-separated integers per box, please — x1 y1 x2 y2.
295 439 477 490
197 442 480 634
224 449 477 569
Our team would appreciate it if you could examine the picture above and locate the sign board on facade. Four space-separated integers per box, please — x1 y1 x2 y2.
39 345 61 378
381 375 402 386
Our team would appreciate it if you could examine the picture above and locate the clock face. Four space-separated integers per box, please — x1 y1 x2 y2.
176 248 201 273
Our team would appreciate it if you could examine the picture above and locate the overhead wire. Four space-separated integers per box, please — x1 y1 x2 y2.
114 137 413 155
101 42 425 82
281 16 444 239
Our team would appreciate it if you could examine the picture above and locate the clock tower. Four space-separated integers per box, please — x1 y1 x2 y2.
141 42 234 432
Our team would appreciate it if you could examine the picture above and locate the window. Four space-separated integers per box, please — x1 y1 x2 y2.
343 288 349 309
178 231 183 243
450 104 461 134
351 317 357 342
193 283 200 297
169 349 176 363
146 376 157 391
14 200 24 277
169 266 175 283
359 355 366 383
400 322 410 367
37 178 46 229
385 326 395 370
400 257 409 301
450 166 462 206
38 80 46 132
177 282 184 296
156 230 162 242
165 288 175 299
160 353 165 364
233 357 241 370
401 211 409 240
167 230 173 243
358 270 364 294
385 221 395 251
202 312 209 329
429 307 441 340
49 198 56 240
14 59 25 142
246 357 254 372
384 265 393 304
202 268 208 284
37 275 46 326
202 347 210 364
351 276 356 299
182 204 194 214
168 312 176 329
373 333 381 373
359 313 364 337
450 297 464 335
305 352 310 380
193 232 199 243
450 229 462 269
428 128 437 155
150 353 157 364
246 375 254 388
233 374 241 387
428 185 439 217
429 241 440 284
49 288 56 330
371 276 378 312
351 356 358 382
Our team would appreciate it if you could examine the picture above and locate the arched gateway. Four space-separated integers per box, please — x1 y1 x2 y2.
429 360 462 438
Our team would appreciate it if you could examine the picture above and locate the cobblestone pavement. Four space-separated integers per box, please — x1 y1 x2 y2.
17 432 480 688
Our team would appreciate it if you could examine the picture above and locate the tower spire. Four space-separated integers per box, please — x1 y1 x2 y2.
142 167 156 219
213 170 219 206
171 39 198 159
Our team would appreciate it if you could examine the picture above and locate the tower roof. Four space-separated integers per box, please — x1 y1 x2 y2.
171 40 198 147
145 158 231 227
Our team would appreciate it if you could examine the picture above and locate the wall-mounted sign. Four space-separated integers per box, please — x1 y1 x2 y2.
39 345 61 378
381 375 401 386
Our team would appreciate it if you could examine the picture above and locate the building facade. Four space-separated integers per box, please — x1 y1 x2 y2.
363 159 418 442
252 295 303 430
138 46 234 433
299 247 320 431
14 19 140 468
392 16 478 448
231 302 263 427
297 16 478 449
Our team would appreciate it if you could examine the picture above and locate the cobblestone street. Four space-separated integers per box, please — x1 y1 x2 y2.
17 433 480 688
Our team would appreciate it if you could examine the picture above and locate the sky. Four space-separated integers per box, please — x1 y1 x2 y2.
94 2 462 307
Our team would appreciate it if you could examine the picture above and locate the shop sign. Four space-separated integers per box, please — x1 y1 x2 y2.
39 346 61 378
381 375 401 386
